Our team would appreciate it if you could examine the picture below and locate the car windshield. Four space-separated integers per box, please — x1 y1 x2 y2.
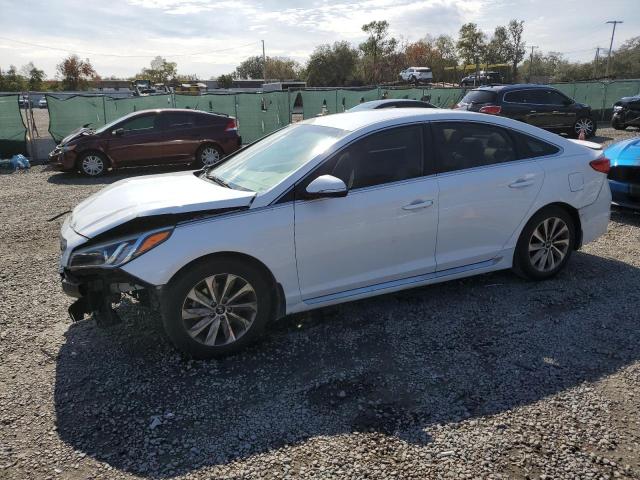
93 112 138 133
207 124 348 193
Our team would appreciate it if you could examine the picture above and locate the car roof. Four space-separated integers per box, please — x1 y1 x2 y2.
473 83 557 92
126 108 221 116
303 107 542 134
350 99 430 109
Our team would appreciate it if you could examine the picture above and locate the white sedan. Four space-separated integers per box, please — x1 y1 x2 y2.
59 109 611 358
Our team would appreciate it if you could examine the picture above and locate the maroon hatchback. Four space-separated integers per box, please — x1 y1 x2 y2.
49 109 242 176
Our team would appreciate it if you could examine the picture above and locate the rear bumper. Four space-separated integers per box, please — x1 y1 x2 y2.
579 180 612 246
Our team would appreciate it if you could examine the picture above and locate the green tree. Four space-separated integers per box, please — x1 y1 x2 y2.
234 56 301 80
359 20 397 83
456 23 486 68
506 20 526 81
217 74 233 88
0 65 27 91
305 41 361 86
610 36 640 79
485 26 510 65
56 55 97 90
139 56 178 84
21 62 45 90
234 56 263 79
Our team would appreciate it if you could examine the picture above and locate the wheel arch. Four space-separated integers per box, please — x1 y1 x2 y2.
528 202 583 250
168 251 286 320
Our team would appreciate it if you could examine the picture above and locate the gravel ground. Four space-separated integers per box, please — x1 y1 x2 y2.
1 127 640 480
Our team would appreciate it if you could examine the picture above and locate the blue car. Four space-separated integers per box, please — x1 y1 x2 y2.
605 137 640 209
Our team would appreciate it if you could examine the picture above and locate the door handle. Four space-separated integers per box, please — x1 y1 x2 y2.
402 199 434 211
509 179 535 188
529 110 537 113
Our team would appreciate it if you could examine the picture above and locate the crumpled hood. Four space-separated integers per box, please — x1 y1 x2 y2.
60 127 93 146
70 171 256 238
604 137 640 167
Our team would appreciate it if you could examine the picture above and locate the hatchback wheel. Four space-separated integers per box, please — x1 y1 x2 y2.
79 152 107 177
513 206 575 280
162 258 272 358
196 143 223 168
572 116 596 138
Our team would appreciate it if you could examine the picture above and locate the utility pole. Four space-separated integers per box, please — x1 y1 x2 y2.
528 45 538 83
593 47 603 79
261 40 267 83
605 20 623 78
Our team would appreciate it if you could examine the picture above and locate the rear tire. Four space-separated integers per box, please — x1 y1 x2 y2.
512 206 575 281
611 117 626 130
78 152 108 177
162 257 273 359
196 143 223 168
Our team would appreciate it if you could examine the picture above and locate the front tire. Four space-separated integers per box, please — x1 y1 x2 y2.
571 116 596 138
78 152 108 177
162 258 273 359
611 117 626 131
512 206 575 281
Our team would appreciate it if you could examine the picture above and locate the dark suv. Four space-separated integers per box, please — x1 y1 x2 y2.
49 109 241 176
455 84 596 138
459 71 502 87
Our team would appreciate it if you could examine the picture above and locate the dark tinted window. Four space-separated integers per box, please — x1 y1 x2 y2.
504 90 529 103
165 112 195 129
460 90 498 104
306 126 424 191
545 90 570 105
524 90 549 104
511 131 560 158
120 114 157 133
433 122 517 173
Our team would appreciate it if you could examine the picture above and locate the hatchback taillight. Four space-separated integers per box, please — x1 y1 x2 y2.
224 118 237 132
479 105 502 114
589 156 610 174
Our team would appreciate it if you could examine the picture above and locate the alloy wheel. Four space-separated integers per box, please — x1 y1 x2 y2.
181 273 257 346
528 217 571 272
201 146 221 167
82 155 104 176
574 117 594 135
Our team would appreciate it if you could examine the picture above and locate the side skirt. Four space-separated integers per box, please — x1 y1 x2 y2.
298 257 506 311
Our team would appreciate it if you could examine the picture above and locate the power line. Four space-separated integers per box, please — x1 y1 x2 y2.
0 36 258 58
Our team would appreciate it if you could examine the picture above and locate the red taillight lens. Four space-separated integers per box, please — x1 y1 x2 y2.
589 156 610 174
479 105 502 114
224 118 237 132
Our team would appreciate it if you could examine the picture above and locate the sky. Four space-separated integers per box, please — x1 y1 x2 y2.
0 0 637 80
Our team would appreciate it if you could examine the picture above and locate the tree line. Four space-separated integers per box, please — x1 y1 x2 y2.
1 20 640 91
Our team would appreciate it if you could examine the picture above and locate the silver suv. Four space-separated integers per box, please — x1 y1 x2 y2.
399 67 433 84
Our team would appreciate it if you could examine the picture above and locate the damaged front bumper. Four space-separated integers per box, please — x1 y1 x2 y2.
60 267 161 326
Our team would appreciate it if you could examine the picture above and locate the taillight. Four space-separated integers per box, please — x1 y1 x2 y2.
589 156 610 174
479 105 502 114
224 118 237 132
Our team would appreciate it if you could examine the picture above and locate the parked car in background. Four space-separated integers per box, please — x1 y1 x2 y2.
18 94 31 108
38 97 48 109
347 99 436 111
59 108 611 358
399 67 433 84
455 84 597 138
460 71 502 87
49 109 241 176
611 94 640 130
605 137 640 209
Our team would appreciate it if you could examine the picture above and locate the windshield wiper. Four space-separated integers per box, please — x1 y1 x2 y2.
207 174 232 189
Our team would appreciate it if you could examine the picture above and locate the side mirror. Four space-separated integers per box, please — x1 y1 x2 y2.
563 99 573 106
305 175 348 199
112 128 124 136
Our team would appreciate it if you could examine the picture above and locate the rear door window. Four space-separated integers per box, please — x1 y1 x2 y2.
510 130 560 158
432 122 517 173
164 112 195 129
504 90 528 103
